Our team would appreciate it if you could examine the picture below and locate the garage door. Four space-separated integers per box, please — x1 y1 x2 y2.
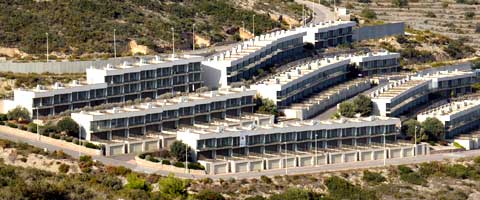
390 149 401 158
360 152 372 161
130 143 143 154
404 149 413 157
330 154 342 164
345 153 357 162
236 163 248 173
373 151 384 160
286 158 296 167
300 157 312 167
268 160 280 169
145 141 158 151
110 146 124 156
250 161 263 171
214 164 227 174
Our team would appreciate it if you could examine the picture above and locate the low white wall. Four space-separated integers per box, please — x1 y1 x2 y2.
135 156 206 175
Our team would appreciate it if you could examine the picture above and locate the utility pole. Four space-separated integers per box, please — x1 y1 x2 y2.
302 4 305 26
285 141 288 175
252 14 255 37
36 107 40 141
383 131 386 166
192 24 196 51
185 144 189 173
171 27 175 58
46 33 49 63
79 125 82 157
113 29 117 60
315 133 318 166
414 125 417 156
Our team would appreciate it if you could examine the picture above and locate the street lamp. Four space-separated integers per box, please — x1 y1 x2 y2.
383 130 386 166
171 27 175 58
185 143 189 173
46 33 49 63
285 141 288 175
315 133 318 166
35 107 40 141
78 125 82 157
252 14 255 37
192 24 196 51
113 29 117 60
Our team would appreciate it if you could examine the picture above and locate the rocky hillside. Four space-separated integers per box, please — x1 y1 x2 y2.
0 0 302 60
345 0 480 49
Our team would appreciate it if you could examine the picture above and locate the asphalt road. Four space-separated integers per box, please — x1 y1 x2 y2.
294 0 335 23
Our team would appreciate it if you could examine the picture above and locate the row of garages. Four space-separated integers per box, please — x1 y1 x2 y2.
199 143 429 175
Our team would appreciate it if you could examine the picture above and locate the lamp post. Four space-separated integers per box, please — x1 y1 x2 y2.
113 29 117 60
414 125 417 156
315 133 318 166
171 27 175 58
78 125 82 157
285 141 288 175
36 107 40 141
383 131 386 166
185 143 189 173
252 14 255 37
192 24 196 51
46 33 49 63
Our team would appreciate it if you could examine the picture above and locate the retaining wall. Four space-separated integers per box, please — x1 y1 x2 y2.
134 156 206 175
0 125 102 156
354 22 405 41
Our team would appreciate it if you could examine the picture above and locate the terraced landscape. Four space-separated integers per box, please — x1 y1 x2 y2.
347 0 480 49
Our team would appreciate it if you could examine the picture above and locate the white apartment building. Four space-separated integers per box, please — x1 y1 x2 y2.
177 116 401 162
418 99 480 138
251 56 350 108
370 77 430 117
4 55 204 117
202 21 356 88
70 87 257 155
371 70 476 117
349 51 401 76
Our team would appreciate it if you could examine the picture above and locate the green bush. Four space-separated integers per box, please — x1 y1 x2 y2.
0 121 5 125
400 172 427 185
325 176 378 199
6 122 18 129
162 160 171 165
147 157 159 163
56 117 79 136
27 123 37 133
139 153 146 159
125 173 150 191
195 189 225 200
0 114 8 121
173 162 185 168
188 162 205 170
362 170 386 185
7 106 30 122
18 125 27 131
445 164 471 179
84 142 100 149
58 164 70 173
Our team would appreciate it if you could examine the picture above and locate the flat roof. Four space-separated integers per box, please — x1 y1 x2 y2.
371 77 428 100
74 87 255 117
418 99 480 118
95 54 202 71
180 116 400 136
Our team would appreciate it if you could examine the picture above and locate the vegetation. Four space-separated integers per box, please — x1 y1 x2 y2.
255 96 279 117
362 170 386 185
6 106 30 122
401 118 445 142
360 8 377 19
338 95 373 118
170 140 191 162
56 117 79 136
464 11 476 20
325 176 378 199
392 0 409 7
158 174 189 199
0 0 298 58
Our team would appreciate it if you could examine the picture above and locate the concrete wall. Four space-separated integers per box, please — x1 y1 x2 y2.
0 57 136 73
354 22 405 41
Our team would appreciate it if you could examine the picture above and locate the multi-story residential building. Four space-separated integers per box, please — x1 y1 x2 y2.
177 116 400 162
71 87 256 144
371 70 476 117
349 51 401 76
9 55 204 117
202 21 357 88
370 77 430 117
251 57 350 108
299 20 355 49
412 70 475 98
284 79 372 120
417 99 480 138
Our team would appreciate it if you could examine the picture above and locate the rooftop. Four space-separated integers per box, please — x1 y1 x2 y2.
180 116 399 135
93 54 202 71
370 77 428 99
418 99 480 118
413 69 475 80
75 87 254 117
254 56 349 87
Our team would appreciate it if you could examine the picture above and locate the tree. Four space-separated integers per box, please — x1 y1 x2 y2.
256 97 278 117
158 174 189 199
421 117 445 141
402 119 421 141
7 106 30 122
360 8 377 19
125 173 150 191
339 101 356 118
56 117 79 136
353 95 373 116
392 0 408 7
195 189 225 200
472 58 480 70
170 140 191 162
464 11 475 20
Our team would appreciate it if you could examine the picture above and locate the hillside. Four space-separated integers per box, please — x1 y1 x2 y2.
344 0 480 49
0 0 302 60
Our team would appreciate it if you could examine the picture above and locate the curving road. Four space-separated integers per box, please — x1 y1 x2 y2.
294 0 335 24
